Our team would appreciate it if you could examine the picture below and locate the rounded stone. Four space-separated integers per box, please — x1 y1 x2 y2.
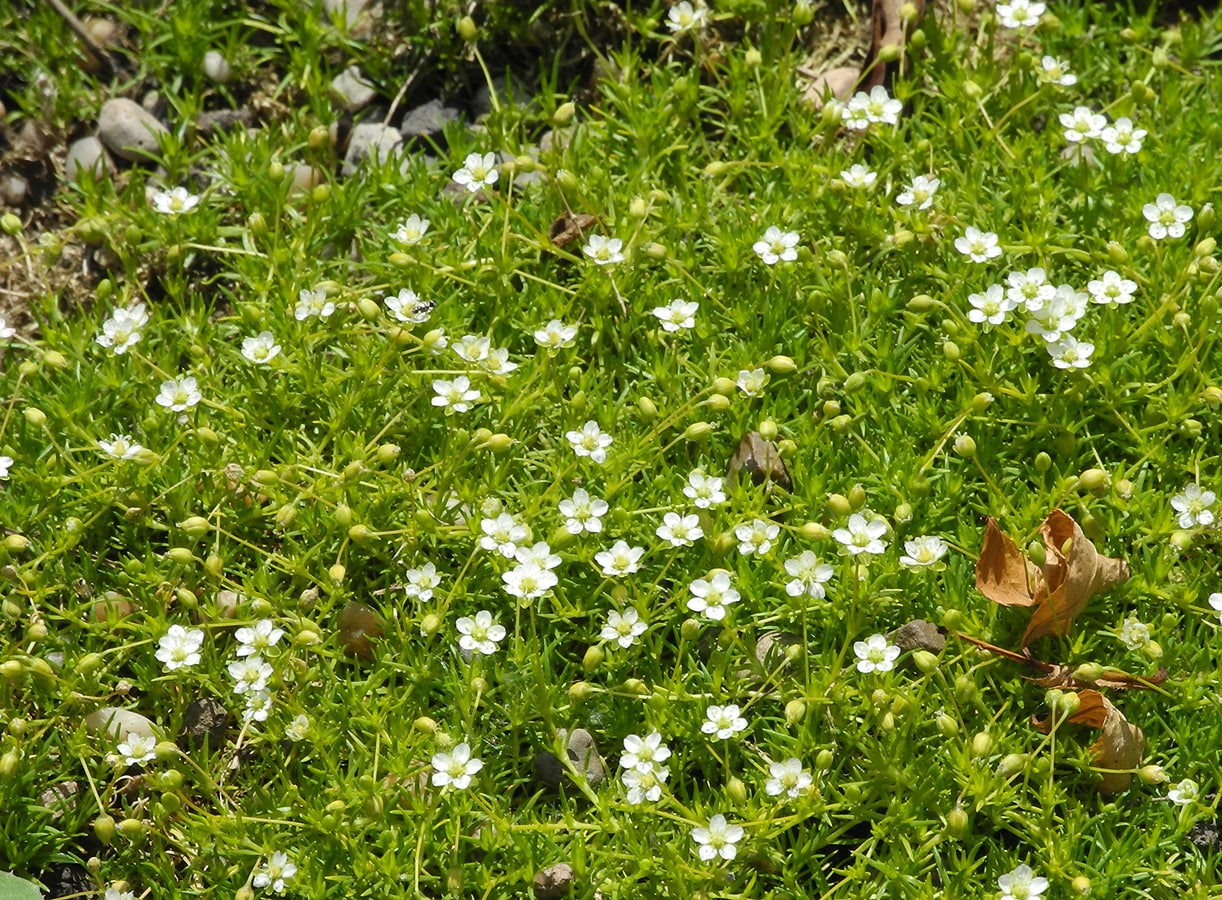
329 65 375 111
65 136 109 181
97 98 167 161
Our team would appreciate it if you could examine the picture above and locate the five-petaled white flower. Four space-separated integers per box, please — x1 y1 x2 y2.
967 284 1018 325
156 624 205 671
1117 616 1152 652
1005 267 1055 311
456 610 507 655
502 562 558 599
1143 193 1193 240
116 732 157 767
652 298 699 332
392 213 430 245
684 471 727 508
404 562 441 601
252 851 297 894
105 888 136 900
243 689 273 723
1025 285 1087 342
832 513 888 556
687 571 741 620
692 813 744 862
620 731 671 773
567 420 613 464
156 375 202 412
452 152 499 192
241 331 281 365
432 742 483 790
666 0 707 33
1101 117 1146 155
1037 55 1076 87
840 164 877 189
285 714 310 742
452 334 491 364
1087 270 1137 306
753 226 800 264
559 488 608 535
996 0 1046 29
235 619 285 657
622 765 668 804
583 234 625 265
1060 106 1107 143
853 633 901 673
534 319 578 350
385 288 434 324
736 367 770 397
955 227 1003 263
602 608 647 648
848 85 903 128
997 863 1049 900
899 535 949 567
595 540 645 577
0 316 14 339
896 175 939 210
701 704 748 740
784 550 835 598
99 433 144 460
657 512 703 547
431 376 481 414
478 511 529 558
151 186 200 215
1168 778 1199 805
0 456 11 479
1170 484 1216 529
228 655 273 695
735 518 779 556
95 303 150 354
295 286 336 320
1045 336 1095 369
765 757 813 799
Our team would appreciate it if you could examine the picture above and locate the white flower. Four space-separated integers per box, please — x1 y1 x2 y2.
477 346 518 377
734 518 779 556
1037 55 1076 86
895 175 939 210
1060 106 1107 143
452 334 491 364
784 550 835 599
622 765 668 804
1170 484 1216 529
392 213 430 245
116 732 157 767
95 303 150 354
595 540 645 577
99 433 144 460
105 888 136 900
853 633 901 673
0 456 11 479
385 288 434 324
601 608 647 648
753 226 800 265
832 513 888 556
432 742 483 790
687 571 741 620
241 331 281 365
656 512 703 547
452 152 499 192
619 732 671 773
701 704 747 740
478 511 529 558
502 561 558 599
566 420 613 464
652 299 699 332
899 535 948 567
456 610 507 655
1117 617 1152 652
736 367 769 397
243 689 273 723
996 0 1046 29
155 375 202 412
235 619 285 657
967 284 1018 325
997 863 1049 900
862 85 903 125
534 319 578 350
765 757 812 799
666 0 708 32
431 376 481 414
1025 284 1087 342
1100 117 1146 155
1143 193 1193 241
684 471 727 508
0 316 14 339
285 714 310 742
1045 336 1095 369
583 234 625 265
840 164 877 189
1168 778 1199 805
294 286 335 320
559 488 609 535
1087 270 1137 306
691 813 744 862
228 655 273 695
1005 267 1055 311
252 851 297 894
955 226 1003 263
151 186 200 215
514 541 561 570
1209 592 1222 625
155 624 205 671
404 561 441 601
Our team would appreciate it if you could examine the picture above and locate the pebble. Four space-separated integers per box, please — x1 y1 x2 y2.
179 697 231 750
533 728 606 791
98 98 167 161
329 65 376 111
203 50 232 83
84 707 157 741
0 175 28 206
532 863 575 900
65 136 109 181
322 0 370 29
400 99 461 142
342 123 401 175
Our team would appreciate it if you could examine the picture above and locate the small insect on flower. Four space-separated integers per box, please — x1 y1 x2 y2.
385 288 435 324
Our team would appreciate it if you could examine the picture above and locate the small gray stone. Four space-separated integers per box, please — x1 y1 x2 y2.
98 98 167 161
532 863 575 899
202 50 232 84
65 137 109 181
342 123 402 175
400 99 461 142
0 174 28 206
329 65 376 111
195 108 253 139
889 619 945 653
179 697 231 751
534 728 606 792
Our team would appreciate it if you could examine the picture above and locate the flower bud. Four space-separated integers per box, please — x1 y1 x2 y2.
93 814 116 844
1078 468 1109 494
703 160 728 177
1137 764 1167 785
117 818 146 842
179 516 210 537
419 613 441 637
457 15 478 42
23 407 46 427
847 483 866 509
1071 876 1092 896
792 0 814 26
826 493 852 517
552 101 576 126
766 355 798 374
703 393 731 412
953 435 976 458
684 421 713 441
785 698 807 725
582 645 604 673
485 433 514 453
622 678 648 696
797 522 829 540
357 297 380 320
165 547 195 565
912 650 939 674
945 806 970 838
555 169 579 191
0 213 22 236
334 504 352 528
1142 639 1163 660
934 710 958 737
1198 203 1215 230
680 618 702 641
43 350 68 369
329 563 346 583
758 417 778 441
726 775 748 804
711 376 737 395
843 371 868 394
744 48 762 68
567 681 594 702
970 731 992 758
348 524 374 543
942 340 960 361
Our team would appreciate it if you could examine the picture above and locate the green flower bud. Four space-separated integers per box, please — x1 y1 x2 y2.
847 483 866 509
93 814 116 844
785 699 807 725
942 340 961 361
970 731 992 759
912 650 939 673
744 48 762 68
568 681 594 701
829 414 853 432
552 101 576 126
165 547 195 565
797 522 829 540
0 213 22 236
843 372 868 394
711 376 737 395
826 493 852 517
622 677 648 696
357 297 380 320
43 350 68 369
704 393 731 412
727 775 748 804
680 618 702 641
945 806 970 838
457 15 478 42
1137 764 1167 785
116 818 145 842
953 435 976 458
935 710 958 737
582 645 604 673
1071 876 1092 896
1078 468 1110 494
995 752 1029 777
1071 662 1104 682
758 417 778 441
766 355 798 374
348 524 373 543
329 563 346 583
684 421 713 441
3 533 30 552
792 0 815 26
23 407 46 427
179 516 210 537
334 504 352 528
1198 203 1215 230
268 161 284 182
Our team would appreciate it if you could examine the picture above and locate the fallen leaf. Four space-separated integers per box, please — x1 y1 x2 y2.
549 213 600 249
1022 509 1130 646
862 0 928 89
726 432 792 490
1027 665 1169 692
1031 690 1144 794
801 66 860 108
974 517 1042 607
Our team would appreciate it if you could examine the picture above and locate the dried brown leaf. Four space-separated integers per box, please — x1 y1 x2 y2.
1032 690 1143 794
549 213 600 249
1027 665 1169 692
862 0 928 89
726 432 792 490
975 517 1042 607
801 66 860 108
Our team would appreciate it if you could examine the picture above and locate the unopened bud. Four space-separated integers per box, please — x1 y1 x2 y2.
912 650 938 673
970 731 992 758
766 355 797 374
996 753 1029 777
165 547 195 565
797 522 829 540
179 516 210 537
568 681 594 702
784 699 807 724
583 645 604 672
457 15 478 42
552 101 576 126
726 775 748 804
953 435 976 458
684 421 713 441
23 407 46 427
